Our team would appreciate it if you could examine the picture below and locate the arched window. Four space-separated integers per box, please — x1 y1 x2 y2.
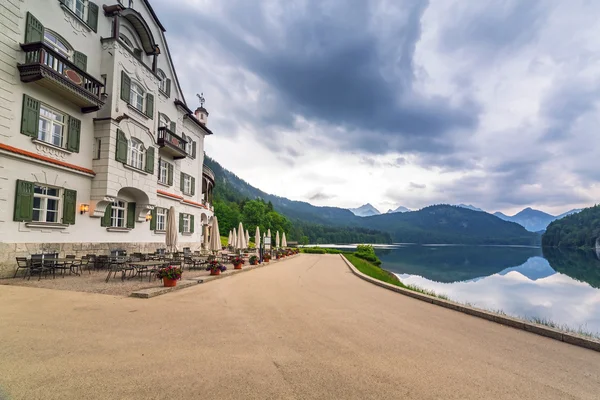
159 113 170 129
158 69 167 92
129 81 144 111
44 30 72 59
119 33 134 49
129 138 145 170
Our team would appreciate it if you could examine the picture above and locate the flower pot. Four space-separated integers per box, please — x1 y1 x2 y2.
252 261 258 265
210 269 221 276
163 278 177 287
234 264 242 270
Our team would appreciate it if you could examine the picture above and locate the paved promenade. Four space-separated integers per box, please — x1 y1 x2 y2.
0 254 598 399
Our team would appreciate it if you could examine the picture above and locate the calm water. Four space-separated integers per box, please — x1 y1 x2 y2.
373 245 600 334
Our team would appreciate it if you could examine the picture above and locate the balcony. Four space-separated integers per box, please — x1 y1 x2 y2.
18 42 105 113
157 127 187 159
202 165 215 184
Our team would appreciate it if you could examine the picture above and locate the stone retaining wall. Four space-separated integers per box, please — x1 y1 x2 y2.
0 242 203 278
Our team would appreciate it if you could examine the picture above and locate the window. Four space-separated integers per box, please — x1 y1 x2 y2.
128 138 145 170
93 138 101 159
182 214 191 233
130 81 144 111
159 114 170 129
65 0 86 19
111 200 126 228
44 30 71 59
158 159 170 185
33 185 61 223
183 174 192 194
38 105 65 148
158 70 166 92
119 34 134 49
156 207 167 231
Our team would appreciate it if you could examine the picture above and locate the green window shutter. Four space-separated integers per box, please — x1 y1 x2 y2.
67 116 81 152
62 189 77 225
190 215 194 233
145 146 155 174
180 172 185 192
150 207 156 230
120 71 131 103
169 121 176 133
145 93 154 118
25 12 43 43
127 202 136 228
191 177 195 196
192 141 197 158
101 204 112 227
179 213 184 233
166 79 171 97
87 2 99 32
115 129 128 163
167 163 173 186
20 94 40 138
73 51 87 72
13 180 34 222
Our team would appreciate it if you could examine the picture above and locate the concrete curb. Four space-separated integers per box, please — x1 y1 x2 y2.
130 254 300 298
340 254 600 353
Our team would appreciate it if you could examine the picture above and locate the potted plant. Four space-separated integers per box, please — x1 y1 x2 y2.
232 256 245 270
206 260 227 276
156 265 183 287
249 255 259 265
264 253 271 262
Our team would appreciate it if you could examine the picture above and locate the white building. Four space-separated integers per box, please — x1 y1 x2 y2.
0 0 216 277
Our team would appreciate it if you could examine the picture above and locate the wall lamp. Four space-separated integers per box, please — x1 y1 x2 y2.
80 204 89 214
146 213 153 221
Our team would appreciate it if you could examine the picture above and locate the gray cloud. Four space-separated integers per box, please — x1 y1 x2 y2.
409 182 426 190
308 192 336 201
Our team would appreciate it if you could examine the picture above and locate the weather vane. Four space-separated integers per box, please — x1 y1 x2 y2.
196 93 205 108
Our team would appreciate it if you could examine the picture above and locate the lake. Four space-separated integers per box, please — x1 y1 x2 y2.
376 245 600 335
315 244 600 335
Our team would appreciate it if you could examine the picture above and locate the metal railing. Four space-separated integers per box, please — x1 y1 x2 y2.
157 126 187 153
20 42 104 100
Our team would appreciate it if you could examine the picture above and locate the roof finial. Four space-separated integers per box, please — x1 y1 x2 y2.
196 93 205 108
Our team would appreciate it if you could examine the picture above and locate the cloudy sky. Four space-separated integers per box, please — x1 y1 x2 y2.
152 0 600 215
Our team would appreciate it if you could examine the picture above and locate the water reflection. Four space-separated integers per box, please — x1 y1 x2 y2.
374 245 600 334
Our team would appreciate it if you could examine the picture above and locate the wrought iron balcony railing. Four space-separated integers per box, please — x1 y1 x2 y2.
18 42 105 113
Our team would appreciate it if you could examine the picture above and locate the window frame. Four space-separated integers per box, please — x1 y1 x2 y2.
32 184 62 223
43 30 72 60
110 199 126 228
65 0 87 20
159 113 170 129
128 138 145 170
158 159 170 185
38 104 66 149
158 70 167 93
182 213 191 233
156 207 167 231
183 174 192 195
129 81 145 112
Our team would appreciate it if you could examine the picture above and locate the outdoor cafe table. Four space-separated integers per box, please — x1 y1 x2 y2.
128 260 169 281
30 257 81 276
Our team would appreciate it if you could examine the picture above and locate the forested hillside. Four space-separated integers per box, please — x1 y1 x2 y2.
542 205 600 248
207 156 392 244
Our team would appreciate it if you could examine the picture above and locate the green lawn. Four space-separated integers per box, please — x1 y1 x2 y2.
344 254 406 288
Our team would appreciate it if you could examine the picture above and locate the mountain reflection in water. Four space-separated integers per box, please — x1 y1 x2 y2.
375 245 600 334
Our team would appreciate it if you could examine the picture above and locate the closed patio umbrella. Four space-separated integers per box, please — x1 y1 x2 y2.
203 225 210 248
165 206 178 252
209 216 221 253
227 230 232 246
276 231 280 248
236 222 245 250
246 230 250 247
267 229 271 239
282 232 287 248
232 228 237 249
255 226 261 251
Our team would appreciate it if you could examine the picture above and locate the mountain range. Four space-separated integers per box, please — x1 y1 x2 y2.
205 155 540 245
493 208 582 232
349 204 411 217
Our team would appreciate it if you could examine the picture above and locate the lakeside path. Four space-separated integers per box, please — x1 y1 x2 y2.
0 254 598 399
